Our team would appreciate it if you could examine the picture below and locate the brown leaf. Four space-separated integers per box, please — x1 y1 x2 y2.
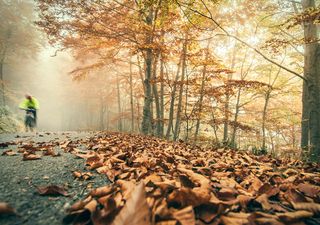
43 148 60 157
64 199 97 225
248 176 264 194
117 179 136 200
73 171 94 180
258 183 280 197
297 183 320 198
96 165 109 174
155 221 177 225
60 141 71 149
220 212 249 225
86 154 102 167
37 185 69 196
196 203 226 223
172 206 195 225
0 202 16 215
167 187 210 207
292 202 320 215
1 150 17 156
217 187 238 201
68 196 92 212
23 153 41 161
255 194 272 211
284 189 308 203
144 174 163 184
177 167 210 188
276 210 313 222
112 182 151 225
90 185 114 198
249 212 284 225
92 197 118 225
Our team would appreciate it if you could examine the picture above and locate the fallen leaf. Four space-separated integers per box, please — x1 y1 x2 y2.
1 150 17 156
37 185 69 196
23 153 41 161
90 185 114 197
73 171 93 180
292 202 320 215
112 182 151 225
172 206 195 225
276 210 313 222
220 212 249 225
0 202 16 215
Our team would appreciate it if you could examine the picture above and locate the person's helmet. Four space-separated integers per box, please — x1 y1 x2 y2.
25 94 32 100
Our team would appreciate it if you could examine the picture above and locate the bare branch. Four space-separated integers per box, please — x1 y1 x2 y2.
176 0 307 82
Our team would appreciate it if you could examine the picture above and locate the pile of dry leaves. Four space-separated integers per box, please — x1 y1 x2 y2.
56 132 320 225
1 132 320 224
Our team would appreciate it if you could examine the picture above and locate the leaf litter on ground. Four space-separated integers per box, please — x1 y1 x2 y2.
3 132 320 224
57 132 320 225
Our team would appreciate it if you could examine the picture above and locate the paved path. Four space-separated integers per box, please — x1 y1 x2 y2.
0 132 109 225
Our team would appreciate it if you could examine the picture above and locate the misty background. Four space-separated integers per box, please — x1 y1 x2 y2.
1 0 304 155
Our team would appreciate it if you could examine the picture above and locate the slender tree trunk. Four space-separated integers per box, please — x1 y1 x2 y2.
0 57 5 106
137 54 145 92
223 43 237 144
159 53 165 137
129 60 135 132
165 56 182 139
173 32 188 141
211 110 218 142
223 95 230 143
117 77 123 132
230 48 253 147
194 46 209 142
152 53 162 137
301 82 309 148
106 106 110 130
302 0 320 162
262 90 271 150
230 87 242 147
141 12 153 135
184 60 189 141
99 99 106 131
136 98 141 132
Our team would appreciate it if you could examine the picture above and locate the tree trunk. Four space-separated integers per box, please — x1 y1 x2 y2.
136 98 141 132
159 52 165 137
230 87 242 147
141 12 153 135
184 60 190 141
152 53 162 137
0 57 5 106
223 43 237 144
99 99 106 131
301 0 320 162
117 77 123 132
165 56 182 139
129 60 135 132
262 90 271 150
194 46 209 142
173 32 188 141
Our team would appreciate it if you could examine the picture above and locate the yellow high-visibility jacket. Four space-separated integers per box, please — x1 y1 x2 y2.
19 97 40 110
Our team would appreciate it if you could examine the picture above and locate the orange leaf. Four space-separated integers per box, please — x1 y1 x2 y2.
172 206 195 225
37 185 69 196
112 182 151 225
0 202 16 215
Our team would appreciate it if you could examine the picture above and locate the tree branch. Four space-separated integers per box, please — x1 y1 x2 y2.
176 0 307 82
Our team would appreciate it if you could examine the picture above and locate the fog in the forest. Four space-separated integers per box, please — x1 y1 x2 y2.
2 0 306 154
7 49 76 131
6 47 124 132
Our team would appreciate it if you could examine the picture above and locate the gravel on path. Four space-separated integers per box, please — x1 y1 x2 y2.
0 132 110 225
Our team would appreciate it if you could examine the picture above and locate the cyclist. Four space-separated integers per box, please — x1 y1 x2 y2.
19 94 40 129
